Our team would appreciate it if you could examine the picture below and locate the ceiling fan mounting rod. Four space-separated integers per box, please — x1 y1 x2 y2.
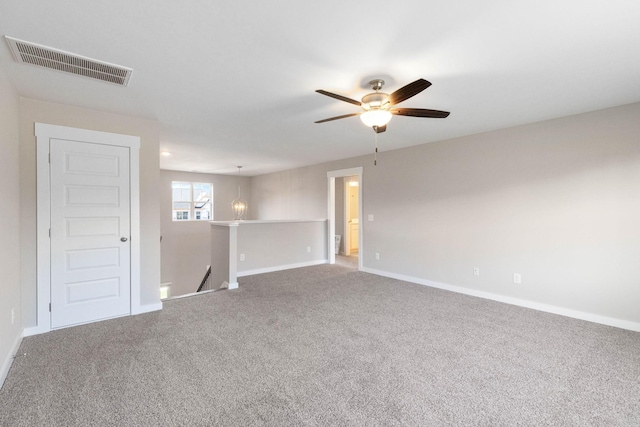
369 79 385 91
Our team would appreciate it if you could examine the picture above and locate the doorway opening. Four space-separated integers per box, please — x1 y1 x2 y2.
327 167 363 270
343 177 359 257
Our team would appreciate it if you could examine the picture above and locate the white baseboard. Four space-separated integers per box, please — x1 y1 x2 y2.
23 325 48 337
238 259 328 277
163 289 216 301
133 302 163 315
0 331 23 390
23 303 163 337
361 267 640 332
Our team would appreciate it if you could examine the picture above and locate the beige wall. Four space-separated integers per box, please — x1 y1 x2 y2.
0 65 22 384
251 164 340 220
236 221 327 274
19 98 162 326
160 170 251 297
250 102 640 326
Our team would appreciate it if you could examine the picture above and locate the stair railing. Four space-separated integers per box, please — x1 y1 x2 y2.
196 265 212 292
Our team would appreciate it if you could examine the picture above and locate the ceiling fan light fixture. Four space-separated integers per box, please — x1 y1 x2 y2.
360 110 392 127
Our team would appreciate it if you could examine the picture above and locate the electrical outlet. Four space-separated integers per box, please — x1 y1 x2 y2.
368 214 374 221
11 308 15 325
306 246 311 253
513 273 522 284
473 267 480 276
240 254 245 261
375 252 380 260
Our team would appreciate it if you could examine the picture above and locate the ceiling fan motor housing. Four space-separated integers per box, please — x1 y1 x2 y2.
361 92 390 111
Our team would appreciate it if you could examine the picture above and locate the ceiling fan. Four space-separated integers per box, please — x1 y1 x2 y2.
315 78 450 133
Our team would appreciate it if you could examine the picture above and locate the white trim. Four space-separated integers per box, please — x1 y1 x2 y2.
22 326 46 337
35 124 51 334
327 176 336 264
210 219 326 226
327 167 363 178
344 179 350 256
163 289 216 301
129 142 141 314
35 123 142 333
238 259 328 277
134 302 163 314
361 267 640 332
38 313 130 332
327 167 363 270
228 224 238 288
0 332 22 390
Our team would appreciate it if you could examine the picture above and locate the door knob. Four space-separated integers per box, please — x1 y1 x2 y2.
121 237 128 242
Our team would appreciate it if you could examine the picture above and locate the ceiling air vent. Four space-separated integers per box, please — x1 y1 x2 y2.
4 36 132 86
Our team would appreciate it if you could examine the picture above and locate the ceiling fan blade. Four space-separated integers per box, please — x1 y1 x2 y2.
388 79 432 106
391 108 450 118
316 90 361 106
314 113 360 123
373 125 387 133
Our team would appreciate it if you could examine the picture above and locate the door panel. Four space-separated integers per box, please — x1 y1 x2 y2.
50 139 131 328
67 278 121 303
65 185 121 206
66 217 120 238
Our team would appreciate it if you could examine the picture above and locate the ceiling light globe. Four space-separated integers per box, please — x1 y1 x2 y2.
360 110 392 128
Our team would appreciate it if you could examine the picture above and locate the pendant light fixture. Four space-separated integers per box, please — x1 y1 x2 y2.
231 166 247 220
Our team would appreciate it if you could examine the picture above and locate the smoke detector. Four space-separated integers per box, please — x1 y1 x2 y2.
4 36 132 86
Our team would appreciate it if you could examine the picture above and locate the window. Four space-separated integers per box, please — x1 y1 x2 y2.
172 181 213 221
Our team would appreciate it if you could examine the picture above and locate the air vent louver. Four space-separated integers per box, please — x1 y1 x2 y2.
5 36 132 86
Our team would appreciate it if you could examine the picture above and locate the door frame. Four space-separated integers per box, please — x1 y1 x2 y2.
327 167 363 269
34 123 141 334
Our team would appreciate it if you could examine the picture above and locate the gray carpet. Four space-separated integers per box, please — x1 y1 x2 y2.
1 262 639 426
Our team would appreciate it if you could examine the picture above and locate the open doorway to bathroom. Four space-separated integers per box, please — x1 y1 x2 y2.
343 176 359 257
327 167 363 270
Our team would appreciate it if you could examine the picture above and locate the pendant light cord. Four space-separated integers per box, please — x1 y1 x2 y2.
237 166 242 198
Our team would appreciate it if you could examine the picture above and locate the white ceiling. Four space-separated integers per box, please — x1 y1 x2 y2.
1 1 639 176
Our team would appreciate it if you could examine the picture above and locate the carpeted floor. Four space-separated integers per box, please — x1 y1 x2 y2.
1 261 639 426
335 254 358 269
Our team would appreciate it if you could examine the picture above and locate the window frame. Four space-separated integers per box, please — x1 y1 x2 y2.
171 181 213 222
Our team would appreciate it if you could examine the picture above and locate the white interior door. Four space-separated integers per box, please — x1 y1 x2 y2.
50 138 131 328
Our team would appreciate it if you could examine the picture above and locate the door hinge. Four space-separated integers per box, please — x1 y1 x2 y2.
49 303 51 312
49 228 51 238
48 153 51 163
